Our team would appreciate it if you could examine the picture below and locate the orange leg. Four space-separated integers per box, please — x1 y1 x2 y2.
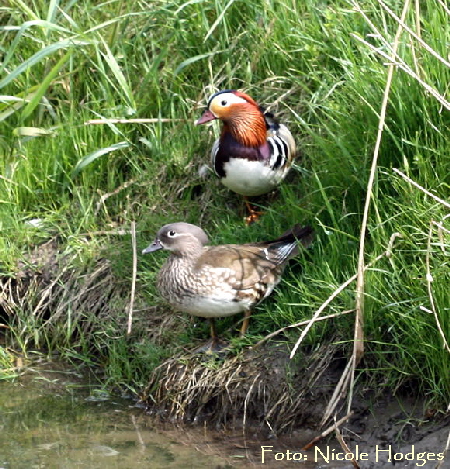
243 197 263 224
209 318 218 343
193 318 223 353
239 309 252 337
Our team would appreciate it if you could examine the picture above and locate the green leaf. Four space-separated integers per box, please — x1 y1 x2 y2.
204 0 235 42
7 0 40 21
71 141 131 177
46 0 60 24
99 38 135 109
13 126 55 137
175 50 225 76
0 91 38 122
21 50 72 121
0 38 89 90
0 20 72 76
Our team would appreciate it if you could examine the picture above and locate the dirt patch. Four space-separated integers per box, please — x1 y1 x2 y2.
345 395 450 468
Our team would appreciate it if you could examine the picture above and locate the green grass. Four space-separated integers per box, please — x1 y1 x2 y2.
1 0 449 404
0 346 16 379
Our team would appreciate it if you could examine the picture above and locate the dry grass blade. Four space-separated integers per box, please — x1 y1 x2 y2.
127 221 137 335
95 179 137 215
253 310 354 349
351 0 450 111
44 261 117 329
351 34 450 111
142 342 342 434
351 0 411 414
423 221 450 353
335 423 360 469
307 231 401 425
290 233 401 360
433 215 450 253
436 0 450 15
376 0 450 68
85 118 186 124
289 278 359 359
79 229 131 236
435 427 450 468
392 169 450 209
243 372 261 428
302 412 353 450
0 239 130 347
31 254 78 318
321 360 353 426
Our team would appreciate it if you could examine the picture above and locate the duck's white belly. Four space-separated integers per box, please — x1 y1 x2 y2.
174 278 278 318
221 158 282 196
178 294 248 318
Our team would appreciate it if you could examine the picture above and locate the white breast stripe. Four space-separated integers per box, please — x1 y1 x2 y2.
211 139 220 167
268 135 288 170
268 137 280 167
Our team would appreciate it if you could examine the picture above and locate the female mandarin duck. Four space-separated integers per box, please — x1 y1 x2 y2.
195 89 296 223
142 222 313 350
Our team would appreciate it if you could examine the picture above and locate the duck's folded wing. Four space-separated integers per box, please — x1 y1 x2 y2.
195 245 282 291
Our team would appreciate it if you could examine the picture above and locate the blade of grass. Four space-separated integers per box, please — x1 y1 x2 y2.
0 38 89 90
99 37 135 109
204 0 235 42
0 20 72 76
71 141 131 177
21 50 72 121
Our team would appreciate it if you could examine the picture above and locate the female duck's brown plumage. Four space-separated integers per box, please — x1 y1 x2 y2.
195 90 296 223
142 222 313 349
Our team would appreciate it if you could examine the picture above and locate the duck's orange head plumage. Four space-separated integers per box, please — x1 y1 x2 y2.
195 90 267 147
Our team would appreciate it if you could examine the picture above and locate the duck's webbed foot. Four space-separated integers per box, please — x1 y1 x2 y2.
244 197 263 225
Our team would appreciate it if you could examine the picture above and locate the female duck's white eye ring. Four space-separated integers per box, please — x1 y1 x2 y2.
168 230 176 237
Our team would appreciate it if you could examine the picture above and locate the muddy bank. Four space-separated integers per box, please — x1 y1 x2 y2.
142 343 450 468
166 410 449 469
344 395 449 469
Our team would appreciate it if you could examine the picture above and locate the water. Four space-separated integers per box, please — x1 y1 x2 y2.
0 360 233 469
0 359 349 469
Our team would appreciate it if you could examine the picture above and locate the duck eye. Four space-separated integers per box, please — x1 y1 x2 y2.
221 100 227 106
168 230 176 237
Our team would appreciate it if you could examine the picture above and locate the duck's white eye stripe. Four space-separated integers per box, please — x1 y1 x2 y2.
210 93 247 107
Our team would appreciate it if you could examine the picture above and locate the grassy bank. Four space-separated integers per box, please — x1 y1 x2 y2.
1 0 449 409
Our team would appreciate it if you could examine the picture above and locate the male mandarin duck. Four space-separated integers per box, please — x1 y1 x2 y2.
142 222 313 350
195 89 296 223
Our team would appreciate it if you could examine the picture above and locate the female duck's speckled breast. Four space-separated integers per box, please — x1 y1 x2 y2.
156 256 251 317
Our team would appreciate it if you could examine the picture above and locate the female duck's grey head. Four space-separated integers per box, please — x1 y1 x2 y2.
142 222 209 255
